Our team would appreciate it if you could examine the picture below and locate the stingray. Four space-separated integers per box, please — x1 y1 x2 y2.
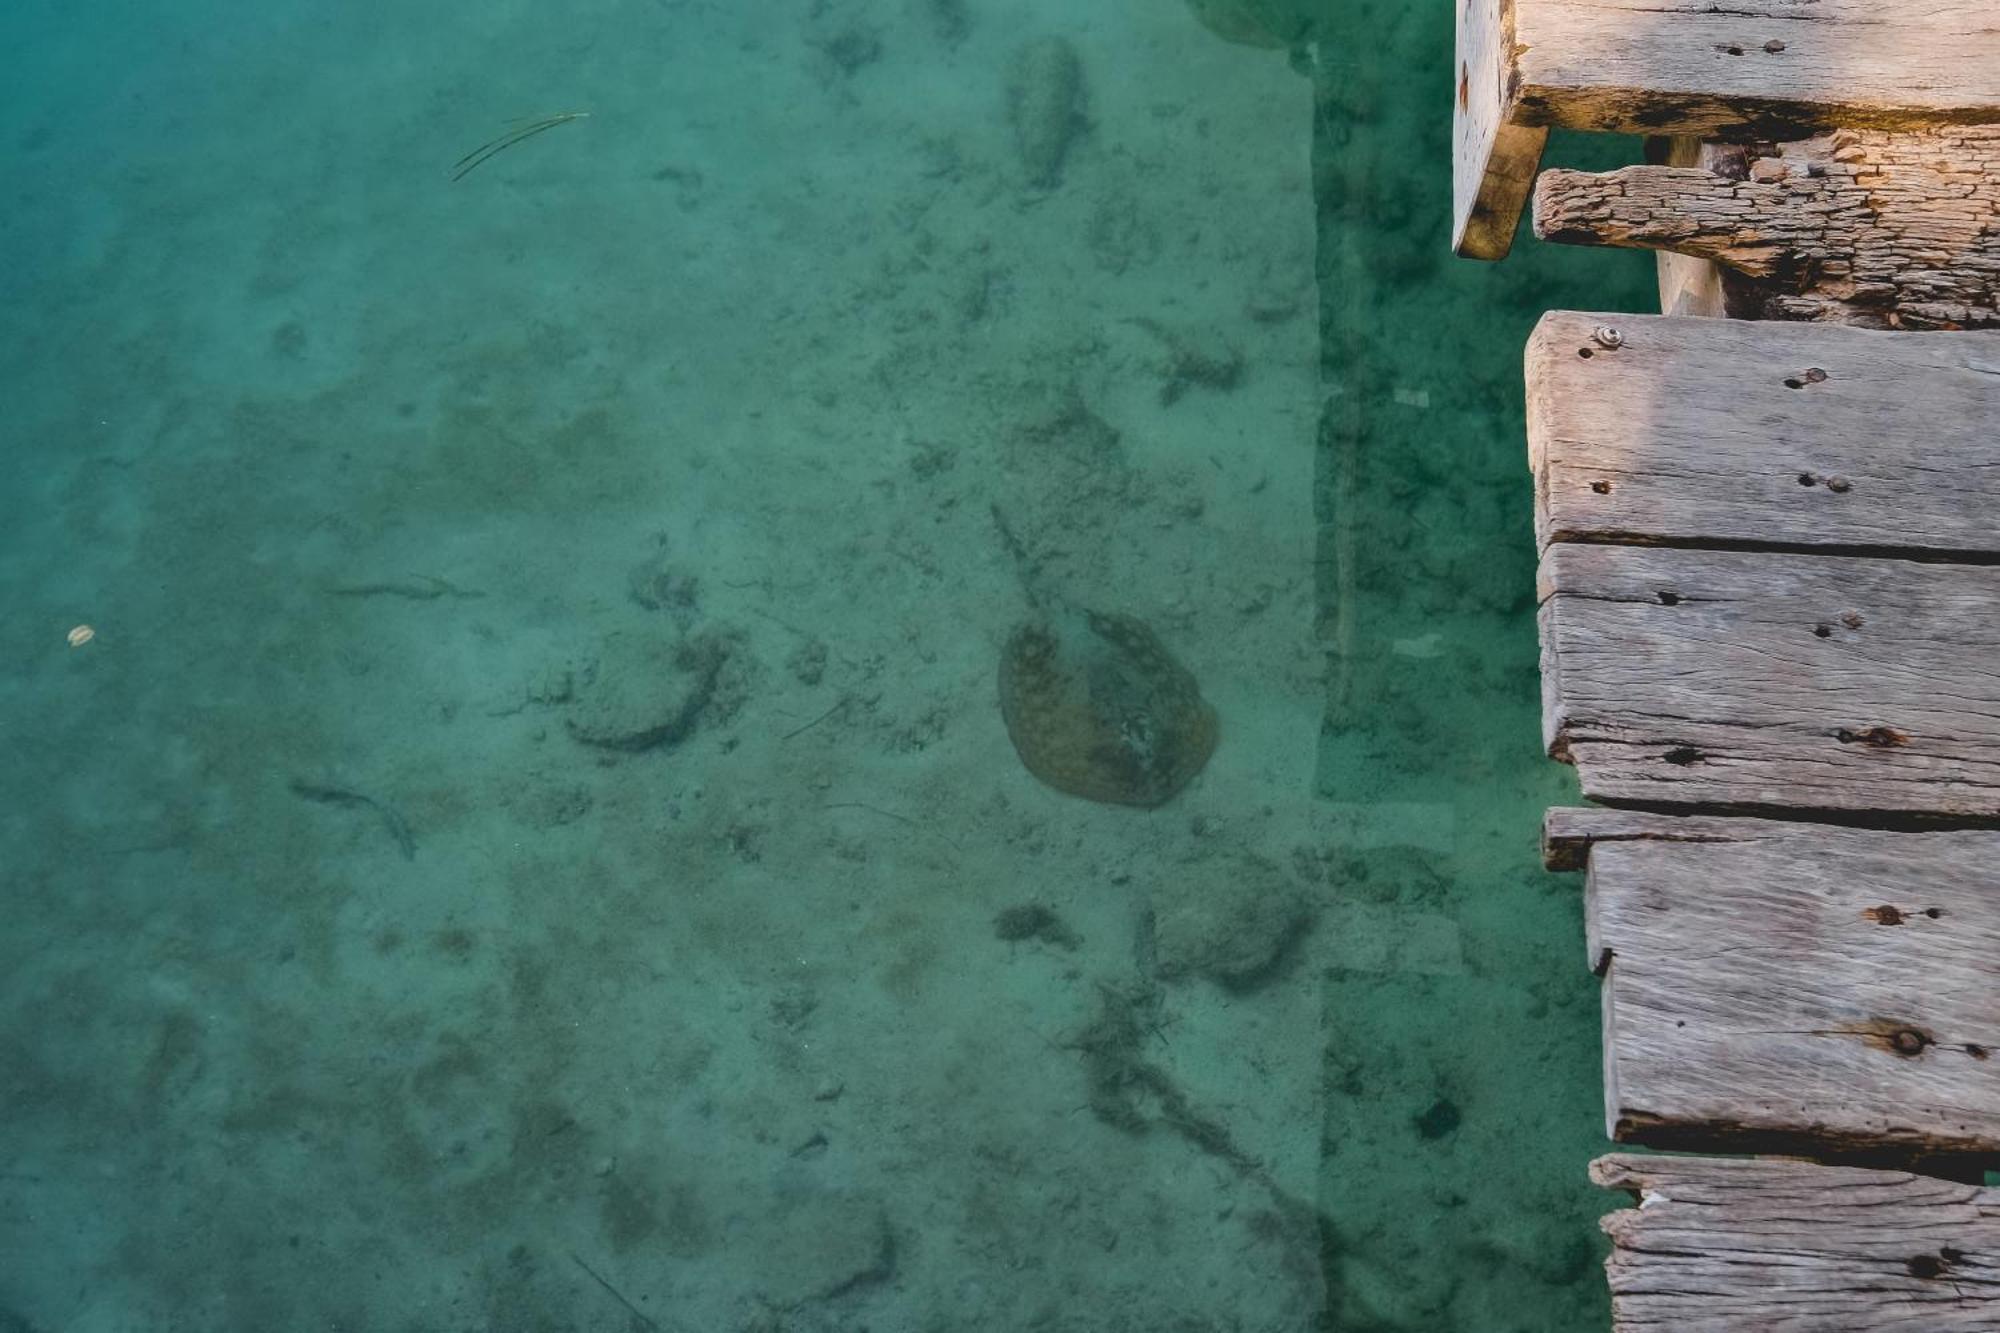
992 506 1219 808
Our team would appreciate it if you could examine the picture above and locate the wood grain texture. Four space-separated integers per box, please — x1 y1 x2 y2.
1587 828 2000 1155
1536 127 2000 328
1592 1153 2000 1330
1513 0 2000 137
1453 0 1548 260
1526 312 2000 557
1538 541 2000 815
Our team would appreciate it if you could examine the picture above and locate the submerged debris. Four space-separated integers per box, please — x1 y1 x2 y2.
1072 983 1251 1167
288 777 416 861
565 630 743 753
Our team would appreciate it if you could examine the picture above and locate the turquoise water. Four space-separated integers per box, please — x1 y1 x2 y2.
2 1 1651 1328
1310 4 1656 1324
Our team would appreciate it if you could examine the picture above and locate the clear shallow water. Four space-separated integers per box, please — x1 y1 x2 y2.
2 1 1649 1329
1311 8 1656 1319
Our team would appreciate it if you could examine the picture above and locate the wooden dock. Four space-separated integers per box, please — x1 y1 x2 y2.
1457 1 2000 1325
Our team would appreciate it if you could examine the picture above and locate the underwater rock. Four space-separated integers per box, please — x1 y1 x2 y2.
1153 855 1312 989
998 606 1219 808
565 630 741 752
1006 36 1087 189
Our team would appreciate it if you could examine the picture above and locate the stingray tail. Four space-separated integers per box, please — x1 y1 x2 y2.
988 502 1048 611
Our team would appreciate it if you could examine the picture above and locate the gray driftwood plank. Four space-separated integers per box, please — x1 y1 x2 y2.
1537 127 2000 328
1592 1153 2000 1331
1527 312 2000 556
1586 828 2000 1156
1539 542 2000 814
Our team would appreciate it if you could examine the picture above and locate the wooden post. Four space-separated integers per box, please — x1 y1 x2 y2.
1452 0 1548 259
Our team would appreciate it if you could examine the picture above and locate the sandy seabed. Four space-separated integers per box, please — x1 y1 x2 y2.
0 1 1359 1329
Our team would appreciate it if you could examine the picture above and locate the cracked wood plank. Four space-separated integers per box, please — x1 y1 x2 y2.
1538 542 2000 815
1453 0 2000 262
1541 804 1786 871
1592 1153 2000 1330
1584 826 2000 1157
1526 312 2000 556
1536 126 2000 327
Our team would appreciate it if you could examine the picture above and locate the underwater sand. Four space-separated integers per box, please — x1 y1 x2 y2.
0 1 1653 1329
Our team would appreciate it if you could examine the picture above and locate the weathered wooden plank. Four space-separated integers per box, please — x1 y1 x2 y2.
1513 0 2000 138
1537 126 2000 328
1539 542 2000 815
1541 804 1782 872
1586 827 2000 1156
1592 1153 2000 1331
1452 0 1549 259
1526 312 2000 557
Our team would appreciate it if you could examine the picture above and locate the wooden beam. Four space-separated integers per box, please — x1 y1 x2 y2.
1536 126 2000 328
1513 0 2000 138
1526 312 2000 558
1592 1153 2000 1329
1539 542 2000 816
1586 827 2000 1157
1453 0 1549 259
